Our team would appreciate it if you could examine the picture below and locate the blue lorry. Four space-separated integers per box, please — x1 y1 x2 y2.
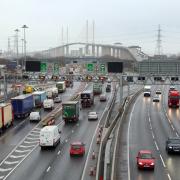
11 94 34 118
32 91 47 108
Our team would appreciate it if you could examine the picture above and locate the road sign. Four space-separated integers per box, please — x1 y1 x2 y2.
100 64 106 73
47 63 53 74
40 63 47 72
87 63 94 72
54 63 59 74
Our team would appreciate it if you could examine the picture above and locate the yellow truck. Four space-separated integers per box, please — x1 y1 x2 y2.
23 85 35 94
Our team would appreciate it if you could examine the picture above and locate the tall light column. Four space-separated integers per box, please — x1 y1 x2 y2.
22 25 28 70
15 29 20 67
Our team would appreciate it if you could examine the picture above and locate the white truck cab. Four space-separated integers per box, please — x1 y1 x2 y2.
43 99 54 110
39 125 60 149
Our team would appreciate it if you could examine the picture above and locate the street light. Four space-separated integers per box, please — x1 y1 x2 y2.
21 25 28 70
14 29 20 68
0 65 7 101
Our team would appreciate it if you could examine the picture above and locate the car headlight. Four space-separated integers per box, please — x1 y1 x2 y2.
169 146 172 149
138 162 143 165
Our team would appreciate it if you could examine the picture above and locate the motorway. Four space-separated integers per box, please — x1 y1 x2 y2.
0 81 142 180
116 84 180 180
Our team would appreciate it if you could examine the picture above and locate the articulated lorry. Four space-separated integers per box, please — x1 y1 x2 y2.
56 81 66 93
62 101 79 123
11 94 34 118
0 103 13 133
80 90 94 108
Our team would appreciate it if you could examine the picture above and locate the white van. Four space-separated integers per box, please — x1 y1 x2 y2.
39 125 60 149
43 99 54 110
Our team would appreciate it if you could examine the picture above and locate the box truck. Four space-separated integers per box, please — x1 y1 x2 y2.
62 101 79 123
56 81 66 93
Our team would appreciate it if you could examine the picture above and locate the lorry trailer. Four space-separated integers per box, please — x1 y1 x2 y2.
11 94 34 118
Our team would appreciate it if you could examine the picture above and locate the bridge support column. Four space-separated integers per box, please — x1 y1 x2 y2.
101 47 106 56
117 49 121 58
58 46 65 56
85 45 89 55
66 46 69 56
92 44 95 57
112 48 115 57
96 46 99 57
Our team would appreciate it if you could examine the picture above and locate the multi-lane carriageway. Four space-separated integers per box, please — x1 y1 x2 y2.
114 84 180 180
0 81 141 180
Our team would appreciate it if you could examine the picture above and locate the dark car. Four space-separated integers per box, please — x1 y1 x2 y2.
106 85 111 92
166 137 180 154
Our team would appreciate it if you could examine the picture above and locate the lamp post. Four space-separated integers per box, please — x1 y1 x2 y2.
22 25 28 70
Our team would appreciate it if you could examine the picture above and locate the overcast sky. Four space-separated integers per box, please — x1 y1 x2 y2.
0 0 180 55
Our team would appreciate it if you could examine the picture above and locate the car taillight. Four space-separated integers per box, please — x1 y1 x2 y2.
138 162 143 165
150 162 154 165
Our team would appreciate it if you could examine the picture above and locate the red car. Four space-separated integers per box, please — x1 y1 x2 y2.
70 142 85 156
136 150 155 170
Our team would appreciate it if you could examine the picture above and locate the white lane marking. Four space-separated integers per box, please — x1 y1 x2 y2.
148 117 151 123
72 130 74 133
57 150 61 155
127 95 139 180
176 132 179 137
46 166 51 172
81 87 113 180
3 144 39 180
4 160 19 165
0 176 4 179
167 173 172 180
149 123 153 130
65 139 68 143
9 155 26 159
28 133 39 137
19 145 36 148
154 141 159 151
160 154 166 168
0 168 12 172
151 131 155 139
31 130 40 133
34 128 41 131
171 125 175 131
24 140 39 144
26 136 39 140
14 149 31 153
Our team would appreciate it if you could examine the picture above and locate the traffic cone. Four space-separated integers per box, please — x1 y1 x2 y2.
92 151 95 159
89 166 94 176
98 132 101 138
97 137 100 144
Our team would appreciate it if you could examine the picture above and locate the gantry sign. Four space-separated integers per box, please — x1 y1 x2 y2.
138 59 180 75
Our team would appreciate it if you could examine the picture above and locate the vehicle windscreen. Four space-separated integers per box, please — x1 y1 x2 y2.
72 145 81 149
169 139 180 144
140 153 152 159
169 96 179 100
81 93 90 99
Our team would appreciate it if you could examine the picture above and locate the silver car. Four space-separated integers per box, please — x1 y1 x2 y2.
29 112 41 121
88 112 98 121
